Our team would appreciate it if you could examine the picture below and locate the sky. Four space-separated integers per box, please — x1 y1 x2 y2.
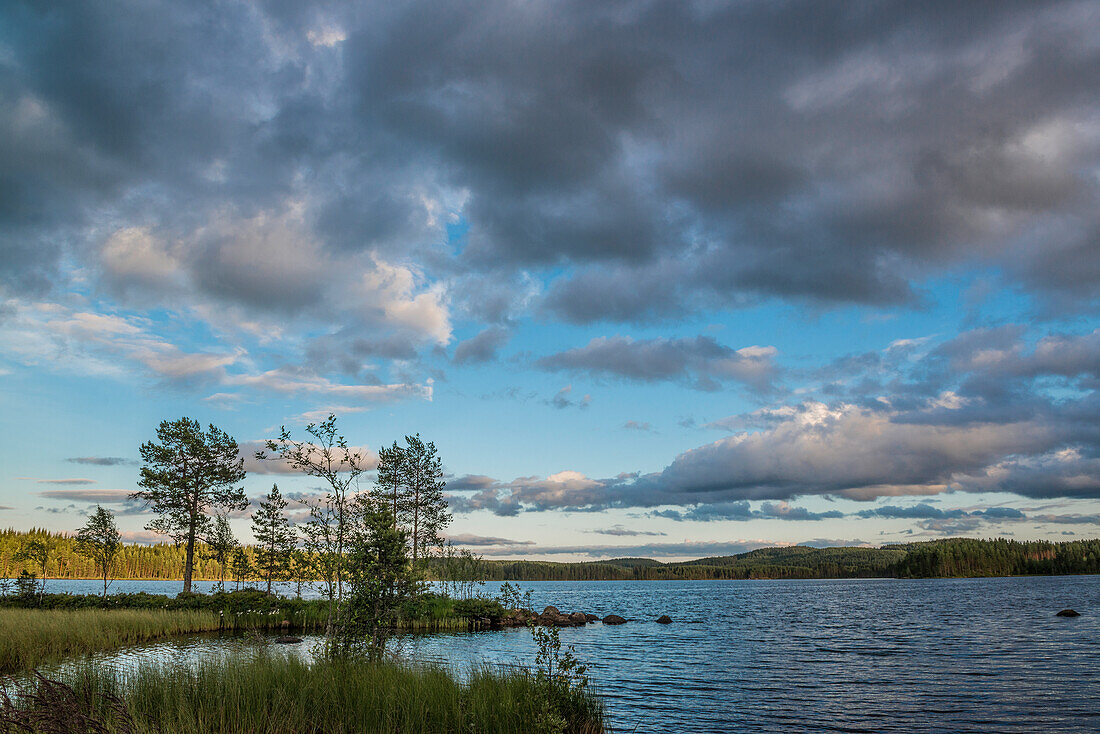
1 0 1099 561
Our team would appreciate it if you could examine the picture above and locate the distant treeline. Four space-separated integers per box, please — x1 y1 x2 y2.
0 529 249 581
473 539 1100 581
2 529 1098 582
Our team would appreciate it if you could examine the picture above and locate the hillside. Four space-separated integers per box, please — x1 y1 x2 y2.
3 529 1099 584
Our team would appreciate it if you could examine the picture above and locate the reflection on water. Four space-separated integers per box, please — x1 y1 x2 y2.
36 576 1100 733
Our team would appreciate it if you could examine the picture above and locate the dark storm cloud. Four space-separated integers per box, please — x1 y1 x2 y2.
3 0 1099 324
538 336 778 391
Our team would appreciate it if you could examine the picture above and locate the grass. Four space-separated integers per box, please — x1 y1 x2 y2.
3 654 607 734
0 608 228 674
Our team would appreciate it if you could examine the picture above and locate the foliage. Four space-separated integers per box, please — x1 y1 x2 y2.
332 498 418 661
131 417 248 593
230 547 252 591
258 413 369 627
438 542 487 598
202 515 237 591
0 608 224 673
74 506 121 597
250 484 296 594
400 434 451 564
530 625 596 734
9 654 606 734
371 441 409 530
14 538 52 596
498 582 534 610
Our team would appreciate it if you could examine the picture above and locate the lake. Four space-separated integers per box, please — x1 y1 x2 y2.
41 576 1100 733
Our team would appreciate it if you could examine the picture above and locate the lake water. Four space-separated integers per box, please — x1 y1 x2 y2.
41 576 1100 733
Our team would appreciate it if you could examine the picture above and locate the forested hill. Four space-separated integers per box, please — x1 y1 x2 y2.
476 539 1100 581
2 529 1099 582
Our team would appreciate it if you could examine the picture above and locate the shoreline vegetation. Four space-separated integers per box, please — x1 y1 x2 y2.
0 417 610 733
1 654 606 734
4 533 1099 583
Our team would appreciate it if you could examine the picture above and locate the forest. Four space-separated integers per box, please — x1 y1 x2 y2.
3 530 1098 583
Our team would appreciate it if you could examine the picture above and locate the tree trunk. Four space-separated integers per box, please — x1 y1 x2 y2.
184 526 195 593
102 565 108 598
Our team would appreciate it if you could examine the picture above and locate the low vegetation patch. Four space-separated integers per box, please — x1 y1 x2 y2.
0 608 225 674
1 655 606 734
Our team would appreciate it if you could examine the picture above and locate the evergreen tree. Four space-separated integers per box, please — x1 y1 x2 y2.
132 418 248 592
400 434 452 564
251 484 297 594
335 496 417 660
203 514 238 592
231 547 252 590
14 537 52 595
74 505 121 597
371 441 409 531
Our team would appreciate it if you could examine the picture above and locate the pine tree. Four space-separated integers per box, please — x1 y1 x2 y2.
231 547 252 590
251 484 297 594
337 495 417 660
74 505 121 597
400 434 452 564
132 418 248 592
203 514 238 592
372 442 409 532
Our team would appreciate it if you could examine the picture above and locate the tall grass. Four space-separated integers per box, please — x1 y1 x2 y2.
22 654 606 733
0 608 227 673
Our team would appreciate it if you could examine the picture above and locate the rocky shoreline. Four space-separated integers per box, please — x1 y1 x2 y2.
477 605 665 629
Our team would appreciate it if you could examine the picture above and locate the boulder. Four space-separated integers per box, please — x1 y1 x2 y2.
542 605 560 616
274 636 302 644
656 615 673 624
602 614 627 625
1056 609 1081 617
539 611 569 627
569 612 587 625
585 614 599 622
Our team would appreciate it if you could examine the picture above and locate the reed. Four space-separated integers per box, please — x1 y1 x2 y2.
0 608 224 674
9 654 606 734
0 607 333 674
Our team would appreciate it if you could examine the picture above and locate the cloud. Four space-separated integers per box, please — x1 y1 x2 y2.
622 420 653 432
472 539 785 560
65 457 135 466
445 533 535 547
585 526 666 537
120 530 170 545
35 478 96 485
548 385 590 410
3 0 1096 339
539 336 779 391
240 440 379 475
37 488 136 503
653 501 844 523
452 326 511 364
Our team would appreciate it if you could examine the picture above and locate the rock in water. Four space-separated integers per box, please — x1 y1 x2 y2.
542 605 560 616
585 613 599 622
274 636 303 644
1056 609 1081 617
656 615 673 624
569 611 588 625
603 614 627 625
